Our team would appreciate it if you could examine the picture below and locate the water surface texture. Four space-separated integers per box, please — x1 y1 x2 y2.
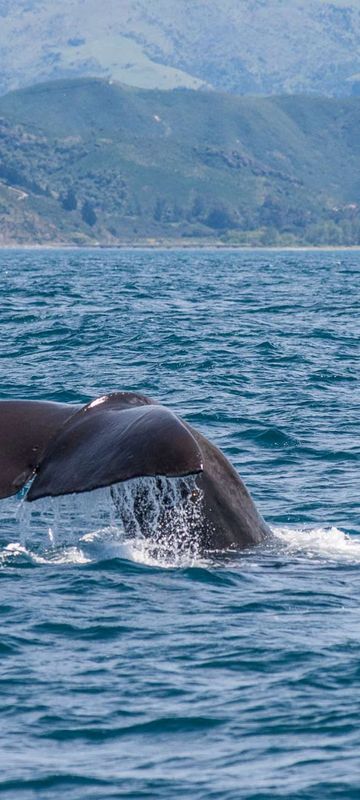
0 249 359 799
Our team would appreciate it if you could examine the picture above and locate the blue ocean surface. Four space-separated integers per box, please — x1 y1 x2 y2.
0 248 359 799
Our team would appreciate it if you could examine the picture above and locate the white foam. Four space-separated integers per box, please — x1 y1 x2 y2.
2 541 28 558
113 534 209 569
82 529 208 568
0 540 91 565
32 546 91 565
272 524 360 561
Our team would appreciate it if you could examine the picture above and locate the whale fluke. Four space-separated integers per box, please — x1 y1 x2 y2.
0 392 270 551
27 394 203 502
0 400 80 499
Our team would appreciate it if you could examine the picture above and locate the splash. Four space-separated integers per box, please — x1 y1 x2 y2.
1 476 205 568
2 478 359 569
80 527 209 569
110 475 204 561
13 484 117 551
272 524 360 562
0 541 91 566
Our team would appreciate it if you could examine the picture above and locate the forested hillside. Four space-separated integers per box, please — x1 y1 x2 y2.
0 79 360 246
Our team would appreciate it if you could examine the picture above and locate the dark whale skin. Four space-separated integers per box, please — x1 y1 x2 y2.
0 393 270 551
188 425 270 551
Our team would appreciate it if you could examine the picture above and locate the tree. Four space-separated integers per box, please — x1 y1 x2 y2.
189 194 205 221
154 197 166 222
61 188 77 211
81 200 97 227
205 203 238 230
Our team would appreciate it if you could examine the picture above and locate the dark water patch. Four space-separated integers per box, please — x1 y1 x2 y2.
32 621 134 640
180 566 239 587
0 604 14 615
0 775 111 794
0 638 19 655
41 715 226 743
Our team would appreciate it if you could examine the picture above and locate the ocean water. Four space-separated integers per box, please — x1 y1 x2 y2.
0 248 359 799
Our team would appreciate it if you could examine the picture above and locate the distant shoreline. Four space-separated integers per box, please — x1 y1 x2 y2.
1 242 360 252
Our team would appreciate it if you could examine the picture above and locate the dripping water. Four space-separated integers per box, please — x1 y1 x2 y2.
3 476 205 566
110 475 204 562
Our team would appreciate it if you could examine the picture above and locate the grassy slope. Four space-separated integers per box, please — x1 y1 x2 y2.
0 78 359 245
1 1 360 97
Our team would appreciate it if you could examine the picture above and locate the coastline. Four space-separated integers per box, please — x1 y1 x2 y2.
1 241 360 252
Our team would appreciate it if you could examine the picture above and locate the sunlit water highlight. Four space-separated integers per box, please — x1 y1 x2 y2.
0 248 360 799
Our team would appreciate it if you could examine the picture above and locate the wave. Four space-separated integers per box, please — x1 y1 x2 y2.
272 524 360 562
1 541 91 566
1 522 360 571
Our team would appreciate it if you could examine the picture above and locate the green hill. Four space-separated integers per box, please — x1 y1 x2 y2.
0 78 360 246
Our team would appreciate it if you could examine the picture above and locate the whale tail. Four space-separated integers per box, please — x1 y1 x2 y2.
0 394 203 502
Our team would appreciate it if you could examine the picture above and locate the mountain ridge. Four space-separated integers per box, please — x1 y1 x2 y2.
1 1 360 97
